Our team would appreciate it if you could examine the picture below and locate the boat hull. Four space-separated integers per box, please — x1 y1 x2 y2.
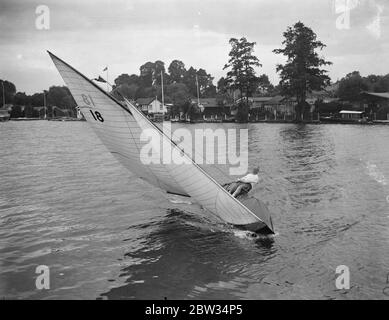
233 221 269 233
235 195 275 234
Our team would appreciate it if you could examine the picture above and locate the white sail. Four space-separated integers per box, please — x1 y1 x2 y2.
48 51 274 232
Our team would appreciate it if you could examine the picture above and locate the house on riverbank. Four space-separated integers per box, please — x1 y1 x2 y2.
247 96 297 121
136 97 167 114
136 97 167 121
339 110 365 120
361 91 389 120
192 98 230 121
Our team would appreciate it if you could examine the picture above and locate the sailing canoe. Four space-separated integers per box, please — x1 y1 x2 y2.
48 51 274 234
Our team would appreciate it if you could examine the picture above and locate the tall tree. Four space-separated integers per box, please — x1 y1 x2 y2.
273 21 332 120
223 37 261 102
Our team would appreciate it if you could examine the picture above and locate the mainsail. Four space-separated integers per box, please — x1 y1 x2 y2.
48 51 274 233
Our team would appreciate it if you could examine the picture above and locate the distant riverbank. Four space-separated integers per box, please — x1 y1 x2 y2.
5 118 389 125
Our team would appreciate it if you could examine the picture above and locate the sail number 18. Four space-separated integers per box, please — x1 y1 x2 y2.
81 94 104 122
89 110 104 122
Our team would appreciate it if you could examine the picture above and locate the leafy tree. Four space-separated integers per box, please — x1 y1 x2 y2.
139 62 155 87
165 83 190 109
168 60 186 83
46 86 76 109
183 66 198 97
366 74 389 92
217 77 228 93
112 59 217 110
0 79 16 105
256 74 274 95
196 68 216 97
114 73 140 87
273 21 332 120
10 105 23 118
181 66 215 98
117 83 139 100
336 71 369 101
223 37 261 102
14 92 29 106
30 92 44 107
139 61 168 87
153 60 166 86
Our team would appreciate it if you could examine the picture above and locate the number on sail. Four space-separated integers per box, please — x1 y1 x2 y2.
89 110 104 122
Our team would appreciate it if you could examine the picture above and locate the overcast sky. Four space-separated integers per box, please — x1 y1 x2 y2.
0 0 388 94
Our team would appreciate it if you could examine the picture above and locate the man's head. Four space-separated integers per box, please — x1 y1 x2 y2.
252 167 259 174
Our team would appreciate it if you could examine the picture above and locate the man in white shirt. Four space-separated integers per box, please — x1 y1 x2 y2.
226 167 260 198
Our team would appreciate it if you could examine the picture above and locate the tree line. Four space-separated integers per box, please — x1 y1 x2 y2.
0 82 76 118
112 60 217 115
112 49 275 117
337 72 389 101
2 21 389 121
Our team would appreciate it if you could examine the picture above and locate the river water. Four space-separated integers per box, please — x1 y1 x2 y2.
0 121 388 299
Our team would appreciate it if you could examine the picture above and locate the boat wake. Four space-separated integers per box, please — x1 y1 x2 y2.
232 229 279 241
168 197 193 205
232 230 259 240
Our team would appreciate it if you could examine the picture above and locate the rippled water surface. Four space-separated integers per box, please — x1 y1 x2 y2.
1 121 389 299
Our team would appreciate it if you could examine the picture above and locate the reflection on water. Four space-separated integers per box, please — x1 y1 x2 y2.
1 121 388 299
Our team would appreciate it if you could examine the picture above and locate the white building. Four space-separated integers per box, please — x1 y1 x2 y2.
136 97 167 114
339 110 364 120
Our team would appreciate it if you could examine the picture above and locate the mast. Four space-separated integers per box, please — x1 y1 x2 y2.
43 90 47 119
1 81 5 107
196 74 200 108
161 70 164 111
106 66 109 92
